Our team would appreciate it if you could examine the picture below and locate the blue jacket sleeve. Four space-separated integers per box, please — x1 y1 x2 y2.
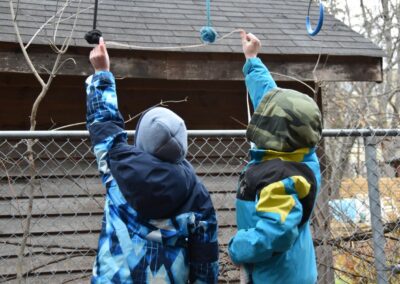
243 57 277 110
85 71 127 185
188 183 219 284
228 176 305 264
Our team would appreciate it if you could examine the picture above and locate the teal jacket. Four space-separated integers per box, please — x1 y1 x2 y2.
228 58 321 284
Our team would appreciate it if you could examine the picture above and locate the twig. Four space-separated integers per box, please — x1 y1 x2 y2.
312 52 322 79
51 121 86 131
49 117 57 130
13 0 20 21
53 0 70 43
52 97 189 131
230 116 247 128
1 253 94 283
0 158 24 221
317 261 370 280
269 71 315 94
314 218 400 244
0 240 95 252
125 97 189 125
16 138 37 283
62 273 92 284
332 242 375 266
64 174 103 209
47 38 62 54
54 58 76 74
38 65 52 75
26 0 95 49
9 0 45 88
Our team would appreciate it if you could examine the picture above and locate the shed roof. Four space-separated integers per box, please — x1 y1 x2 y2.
0 0 384 57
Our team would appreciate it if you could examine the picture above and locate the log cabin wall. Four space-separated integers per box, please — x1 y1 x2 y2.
0 72 318 130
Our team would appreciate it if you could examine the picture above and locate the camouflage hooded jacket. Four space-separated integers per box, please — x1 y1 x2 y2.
228 58 322 284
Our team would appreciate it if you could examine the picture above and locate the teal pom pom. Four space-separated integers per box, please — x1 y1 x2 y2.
200 26 217 43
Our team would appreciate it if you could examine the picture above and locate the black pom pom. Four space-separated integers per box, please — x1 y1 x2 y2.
85 29 102 44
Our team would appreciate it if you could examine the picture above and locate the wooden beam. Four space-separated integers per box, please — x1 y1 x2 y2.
0 48 383 82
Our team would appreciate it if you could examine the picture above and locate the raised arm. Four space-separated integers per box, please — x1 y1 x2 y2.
86 38 127 185
240 31 277 110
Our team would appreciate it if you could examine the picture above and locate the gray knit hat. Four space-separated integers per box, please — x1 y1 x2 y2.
135 107 188 163
247 88 322 152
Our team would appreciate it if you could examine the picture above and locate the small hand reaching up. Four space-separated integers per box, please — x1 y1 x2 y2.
240 30 261 59
89 37 110 72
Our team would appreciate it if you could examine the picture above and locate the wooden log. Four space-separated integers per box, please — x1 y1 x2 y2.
0 49 383 82
0 211 236 236
0 176 238 198
0 192 236 217
0 227 236 259
0 228 237 277
0 159 244 177
0 254 94 276
0 272 92 284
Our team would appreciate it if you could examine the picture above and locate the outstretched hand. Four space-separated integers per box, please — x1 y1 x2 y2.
240 30 261 59
89 37 110 72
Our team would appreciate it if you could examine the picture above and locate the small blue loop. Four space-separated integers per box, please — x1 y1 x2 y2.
200 26 217 43
306 1 324 36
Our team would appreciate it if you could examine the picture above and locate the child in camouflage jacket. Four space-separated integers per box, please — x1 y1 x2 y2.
228 31 322 284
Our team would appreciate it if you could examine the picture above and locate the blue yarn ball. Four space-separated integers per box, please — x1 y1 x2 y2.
200 26 217 43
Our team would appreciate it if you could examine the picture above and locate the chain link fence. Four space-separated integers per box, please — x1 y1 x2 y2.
0 129 399 283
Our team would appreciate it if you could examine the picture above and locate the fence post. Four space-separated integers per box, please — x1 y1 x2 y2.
364 136 388 284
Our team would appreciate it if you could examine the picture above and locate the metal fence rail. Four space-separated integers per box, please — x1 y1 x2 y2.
0 129 399 283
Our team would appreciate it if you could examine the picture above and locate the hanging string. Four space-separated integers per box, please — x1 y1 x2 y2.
107 29 242 50
86 0 323 45
85 0 102 44
306 0 324 36
85 0 220 45
246 91 256 149
206 0 211 27
92 0 98 30
200 0 218 43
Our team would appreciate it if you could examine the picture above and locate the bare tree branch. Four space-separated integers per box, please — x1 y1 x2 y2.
26 2 97 50
52 97 189 131
9 0 83 282
9 0 45 88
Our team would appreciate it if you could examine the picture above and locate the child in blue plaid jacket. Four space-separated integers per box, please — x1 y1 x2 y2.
86 38 219 283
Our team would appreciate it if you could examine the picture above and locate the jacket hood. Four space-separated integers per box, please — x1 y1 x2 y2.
135 107 187 163
109 145 196 219
247 88 322 152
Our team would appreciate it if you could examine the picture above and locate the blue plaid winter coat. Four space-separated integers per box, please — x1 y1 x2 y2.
86 71 219 283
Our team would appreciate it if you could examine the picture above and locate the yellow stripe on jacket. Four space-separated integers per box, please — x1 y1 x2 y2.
256 181 295 223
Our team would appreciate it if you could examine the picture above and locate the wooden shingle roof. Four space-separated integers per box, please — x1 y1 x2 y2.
0 0 384 57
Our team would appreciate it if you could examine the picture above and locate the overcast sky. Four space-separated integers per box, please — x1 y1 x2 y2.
328 0 398 37
330 0 381 26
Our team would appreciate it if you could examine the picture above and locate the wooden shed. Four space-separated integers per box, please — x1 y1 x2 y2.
0 0 383 130
0 0 384 283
